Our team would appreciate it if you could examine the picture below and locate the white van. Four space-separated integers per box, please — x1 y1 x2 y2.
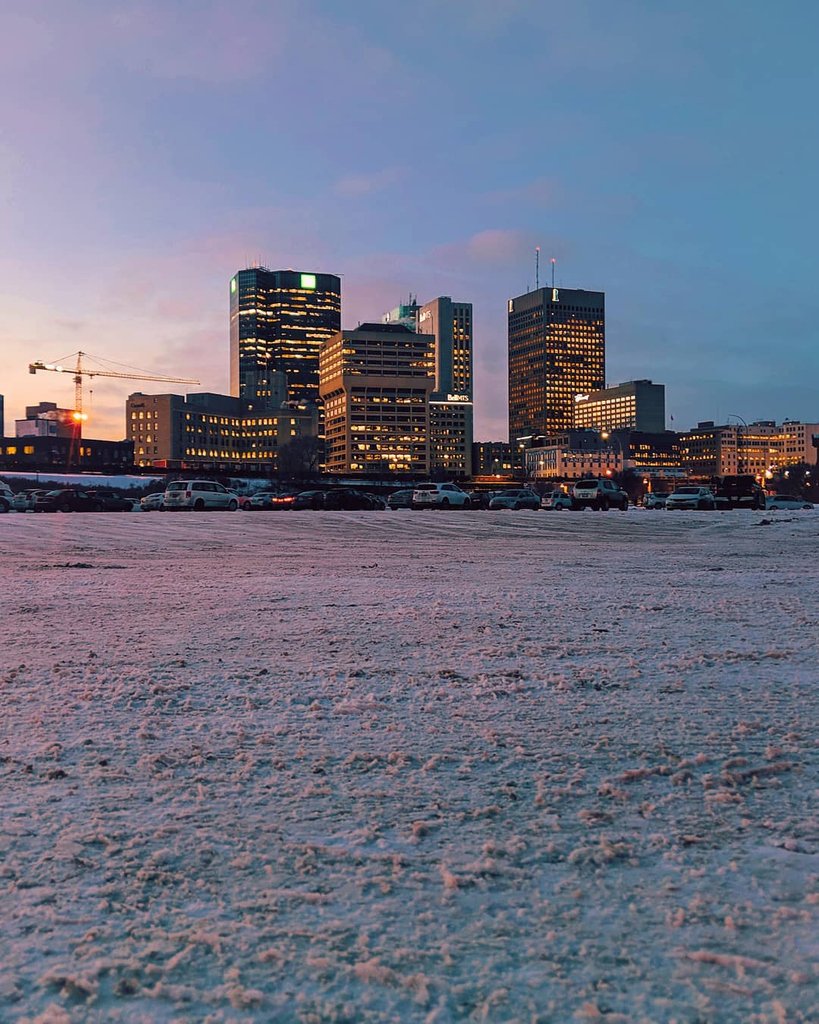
162 480 238 511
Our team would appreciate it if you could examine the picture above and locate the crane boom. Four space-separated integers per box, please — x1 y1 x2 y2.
29 350 200 416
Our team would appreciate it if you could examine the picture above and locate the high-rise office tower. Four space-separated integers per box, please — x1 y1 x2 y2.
230 268 341 407
508 286 605 442
418 297 474 476
319 323 435 475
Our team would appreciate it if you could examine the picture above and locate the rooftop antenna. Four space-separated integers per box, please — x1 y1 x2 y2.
535 247 540 290
551 257 556 288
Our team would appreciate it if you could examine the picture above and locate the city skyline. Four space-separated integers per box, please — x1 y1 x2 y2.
1 1 818 439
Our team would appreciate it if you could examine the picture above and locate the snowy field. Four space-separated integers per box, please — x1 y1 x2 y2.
1 510 817 1024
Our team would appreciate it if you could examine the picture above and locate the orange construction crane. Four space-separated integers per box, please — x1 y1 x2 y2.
29 350 200 422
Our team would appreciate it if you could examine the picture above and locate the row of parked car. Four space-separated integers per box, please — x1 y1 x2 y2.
2 479 813 515
1 486 141 513
643 487 813 511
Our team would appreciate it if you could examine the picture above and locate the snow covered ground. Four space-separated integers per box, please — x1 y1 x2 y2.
1 509 816 1023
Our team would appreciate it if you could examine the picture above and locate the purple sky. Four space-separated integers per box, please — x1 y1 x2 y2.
2 0 818 440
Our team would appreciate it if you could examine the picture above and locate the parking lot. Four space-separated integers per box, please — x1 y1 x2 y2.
1 509 817 1023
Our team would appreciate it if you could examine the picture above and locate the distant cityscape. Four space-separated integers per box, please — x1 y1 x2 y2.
1 268 817 487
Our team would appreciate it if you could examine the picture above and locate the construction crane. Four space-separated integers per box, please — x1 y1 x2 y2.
29 350 200 423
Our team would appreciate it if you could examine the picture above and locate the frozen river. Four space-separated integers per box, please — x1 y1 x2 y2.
1 509 817 1022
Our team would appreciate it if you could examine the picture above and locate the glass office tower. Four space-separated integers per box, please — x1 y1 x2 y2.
508 286 605 442
230 268 341 407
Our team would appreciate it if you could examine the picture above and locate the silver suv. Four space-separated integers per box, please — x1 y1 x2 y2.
571 478 629 511
162 480 238 511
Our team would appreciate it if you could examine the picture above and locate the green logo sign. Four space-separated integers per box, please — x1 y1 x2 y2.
230 277 237 294
300 273 316 290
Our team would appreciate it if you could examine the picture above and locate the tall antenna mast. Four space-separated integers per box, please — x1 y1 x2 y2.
551 257 556 288
535 247 540 290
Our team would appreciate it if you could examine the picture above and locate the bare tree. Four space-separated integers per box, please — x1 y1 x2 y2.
277 436 324 482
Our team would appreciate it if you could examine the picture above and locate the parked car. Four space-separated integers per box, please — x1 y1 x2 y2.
466 490 497 510
387 488 415 510
0 482 14 513
765 493 814 511
228 490 254 510
666 485 716 511
366 493 387 510
643 492 668 509
571 478 629 511
247 491 279 510
11 488 48 512
292 490 326 510
140 492 165 511
412 482 471 509
269 492 299 510
323 489 381 511
34 489 104 513
88 491 135 512
162 480 238 511
541 489 573 511
488 489 541 511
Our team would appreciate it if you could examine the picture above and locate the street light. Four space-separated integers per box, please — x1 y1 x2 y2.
727 414 748 474
600 430 624 474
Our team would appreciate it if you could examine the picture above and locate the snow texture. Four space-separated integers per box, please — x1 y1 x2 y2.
1 509 817 1023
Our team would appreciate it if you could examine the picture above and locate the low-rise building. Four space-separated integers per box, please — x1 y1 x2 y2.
0 434 133 472
679 420 819 479
525 429 681 482
15 402 78 438
127 392 318 472
471 441 521 478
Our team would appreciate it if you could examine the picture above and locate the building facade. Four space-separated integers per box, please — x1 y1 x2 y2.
471 441 521 478
525 428 681 482
15 402 77 438
127 392 317 472
679 420 819 479
508 286 605 443
319 323 435 475
574 380 665 433
229 268 341 407
0 435 133 472
418 297 474 477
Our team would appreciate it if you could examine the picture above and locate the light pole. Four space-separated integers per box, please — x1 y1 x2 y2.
726 414 748 475
600 430 625 475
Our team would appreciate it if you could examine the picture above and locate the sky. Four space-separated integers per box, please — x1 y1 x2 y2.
1 0 818 441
